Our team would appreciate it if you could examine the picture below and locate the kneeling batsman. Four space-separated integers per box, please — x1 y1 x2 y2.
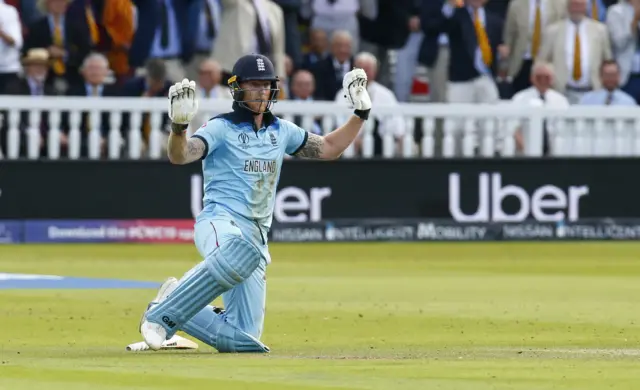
125 68 371 352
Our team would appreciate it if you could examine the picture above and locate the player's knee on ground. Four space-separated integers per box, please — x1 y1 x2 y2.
205 236 262 289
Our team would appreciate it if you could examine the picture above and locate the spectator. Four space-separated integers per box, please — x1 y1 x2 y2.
393 0 421 103
502 0 567 95
442 0 503 156
302 0 377 53
66 0 136 84
301 28 329 70
185 0 221 82
272 0 303 68
213 0 287 82
510 61 569 156
334 52 406 157
419 0 450 105
579 60 637 105
537 0 612 104
0 0 23 94
312 30 353 101
359 0 413 88
120 58 172 148
63 52 119 157
4 48 57 157
607 0 640 104
289 69 323 135
128 0 201 83
23 0 92 93
189 58 231 133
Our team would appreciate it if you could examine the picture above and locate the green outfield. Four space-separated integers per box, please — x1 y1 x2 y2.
1 243 640 390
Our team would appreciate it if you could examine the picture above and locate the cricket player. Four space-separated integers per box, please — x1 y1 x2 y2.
136 53 372 353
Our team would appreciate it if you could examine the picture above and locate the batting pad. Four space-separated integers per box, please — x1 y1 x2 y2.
182 306 270 353
146 237 262 338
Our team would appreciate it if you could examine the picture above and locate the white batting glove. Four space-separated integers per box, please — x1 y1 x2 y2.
343 68 371 119
168 79 199 125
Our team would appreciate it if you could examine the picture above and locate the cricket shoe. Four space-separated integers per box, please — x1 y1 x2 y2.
126 334 199 352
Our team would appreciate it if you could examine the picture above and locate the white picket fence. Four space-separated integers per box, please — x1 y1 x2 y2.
1 96 640 159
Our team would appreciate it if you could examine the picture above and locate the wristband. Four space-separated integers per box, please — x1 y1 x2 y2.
354 109 370 120
171 123 188 134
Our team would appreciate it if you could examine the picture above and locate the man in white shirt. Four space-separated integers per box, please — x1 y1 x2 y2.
0 0 23 94
334 51 407 157
579 60 637 105
511 61 570 155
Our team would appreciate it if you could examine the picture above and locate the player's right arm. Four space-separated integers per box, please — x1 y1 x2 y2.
167 123 206 165
166 78 207 165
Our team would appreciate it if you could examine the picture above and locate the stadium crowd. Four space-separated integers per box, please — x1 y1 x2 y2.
0 0 635 158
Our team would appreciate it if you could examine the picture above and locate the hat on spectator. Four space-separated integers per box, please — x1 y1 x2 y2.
22 48 50 66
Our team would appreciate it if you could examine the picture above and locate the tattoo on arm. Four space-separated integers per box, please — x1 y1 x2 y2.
294 133 324 159
186 137 206 161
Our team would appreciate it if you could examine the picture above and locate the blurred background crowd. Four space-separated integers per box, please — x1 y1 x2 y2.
0 0 636 158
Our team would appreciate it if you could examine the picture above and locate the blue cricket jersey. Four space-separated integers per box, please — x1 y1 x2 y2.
191 103 308 230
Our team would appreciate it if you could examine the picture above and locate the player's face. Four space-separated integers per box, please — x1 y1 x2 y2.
241 80 272 113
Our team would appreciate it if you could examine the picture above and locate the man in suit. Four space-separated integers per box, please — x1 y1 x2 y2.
212 0 286 82
23 0 92 93
184 0 221 82
502 0 567 94
441 0 504 156
300 28 328 70
606 0 640 103
537 0 612 103
392 0 423 103
418 0 449 104
128 0 202 83
311 29 353 101
64 52 119 157
3 48 57 157
272 0 302 68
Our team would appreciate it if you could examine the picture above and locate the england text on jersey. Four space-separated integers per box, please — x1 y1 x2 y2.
243 160 277 174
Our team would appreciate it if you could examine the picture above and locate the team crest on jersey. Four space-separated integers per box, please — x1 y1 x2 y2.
257 58 265 71
238 132 250 149
269 132 277 146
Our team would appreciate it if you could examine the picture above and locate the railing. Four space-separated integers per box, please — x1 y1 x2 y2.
1 96 640 160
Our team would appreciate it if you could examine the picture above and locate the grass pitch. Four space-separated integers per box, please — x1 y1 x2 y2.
1 242 640 389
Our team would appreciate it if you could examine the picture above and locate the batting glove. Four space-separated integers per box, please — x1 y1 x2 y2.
343 68 371 120
168 79 199 125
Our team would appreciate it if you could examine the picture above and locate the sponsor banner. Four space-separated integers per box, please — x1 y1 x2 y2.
2 159 640 222
23 219 194 243
0 220 23 244
269 219 640 242
3 218 640 243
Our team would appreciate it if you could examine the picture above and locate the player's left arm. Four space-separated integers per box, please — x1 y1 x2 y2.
293 68 371 160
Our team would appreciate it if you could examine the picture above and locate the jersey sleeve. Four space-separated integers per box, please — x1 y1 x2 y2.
284 121 309 155
191 119 224 159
